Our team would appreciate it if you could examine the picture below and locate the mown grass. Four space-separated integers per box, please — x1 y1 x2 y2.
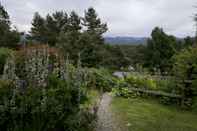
111 97 197 131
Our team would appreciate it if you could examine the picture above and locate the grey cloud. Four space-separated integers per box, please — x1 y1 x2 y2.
1 0 196 37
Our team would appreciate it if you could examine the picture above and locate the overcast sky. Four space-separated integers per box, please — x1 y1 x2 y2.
1 0 197 37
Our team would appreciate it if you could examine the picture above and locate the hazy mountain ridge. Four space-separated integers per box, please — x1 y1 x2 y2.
105 36 148 45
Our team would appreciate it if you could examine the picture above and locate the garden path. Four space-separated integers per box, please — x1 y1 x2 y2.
95 93 125 131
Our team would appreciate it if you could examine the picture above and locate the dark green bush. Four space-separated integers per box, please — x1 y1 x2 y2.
159 96 180 105
192 97 197 112
173 47 197 108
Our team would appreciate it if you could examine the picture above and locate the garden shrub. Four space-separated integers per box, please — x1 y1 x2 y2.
125 75 157 90
159 96 180 105
0 45 97 131
0 75 95 131
124 74 177 93
113 74 181 105
0 80 13 88
155 79 177 93
192 97 197 112
87 68 117 92
159 96 171 105
0 48 13 74
173 47 197 108
112 87 140 98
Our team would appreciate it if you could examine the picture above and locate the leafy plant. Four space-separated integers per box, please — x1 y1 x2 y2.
87 68 116 92
0 75 95 131
173 47 197 108
0 48 13 74
125 75 157 90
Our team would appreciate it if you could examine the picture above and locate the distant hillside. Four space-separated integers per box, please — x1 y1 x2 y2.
104 36 148 45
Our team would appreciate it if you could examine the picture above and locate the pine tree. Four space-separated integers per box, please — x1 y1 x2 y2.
52 11 68 32
68 11 81 32
30 12 47 43
82 7 107 45
75 7 108 67
58 11 82 62
0 3 10 24
45 14 57 46
195 13 197 45
30 11 68 46
0 3 10 46
0 3 19 48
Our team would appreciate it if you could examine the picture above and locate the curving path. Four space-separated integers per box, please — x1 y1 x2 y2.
95 93 125 131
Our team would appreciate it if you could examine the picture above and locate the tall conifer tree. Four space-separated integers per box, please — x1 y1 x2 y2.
0 3 19 48
82 7 107 45
30 12 47 43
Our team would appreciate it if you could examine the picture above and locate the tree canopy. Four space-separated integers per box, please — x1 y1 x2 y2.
0 3 20 48
30 11 68 46
144 27 177 74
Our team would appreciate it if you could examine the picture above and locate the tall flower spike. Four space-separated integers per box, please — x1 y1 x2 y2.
76 53 82 107
2 53 18 81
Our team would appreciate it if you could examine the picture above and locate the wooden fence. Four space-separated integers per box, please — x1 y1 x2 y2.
128 87 182 98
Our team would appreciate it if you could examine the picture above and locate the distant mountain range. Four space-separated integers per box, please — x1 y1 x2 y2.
104 36 148 45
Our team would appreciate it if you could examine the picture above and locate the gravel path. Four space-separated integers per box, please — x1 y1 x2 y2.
95 93 123 131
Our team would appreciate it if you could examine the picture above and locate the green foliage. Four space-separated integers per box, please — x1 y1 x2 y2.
31 8 109 68
83 7 107 38
0 45 100 130
192 97 197 112
83 89 100 109
155 79 177 93
0 79 13 88
78 33 104 67
125 75 157 90
58 11 82 64
87 68 116 92
0 3 20 48
173 47 197 108
112 87 139 98
144 27 177 74
0 75 95 131
183 36 194 48
118 44 146 67
75 7 108 67
101 45 130 69
0 48 12 74
30 11 68 46
194 13 197 44
112 73 179 105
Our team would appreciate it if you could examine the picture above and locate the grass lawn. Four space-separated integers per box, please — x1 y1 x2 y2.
111 97 197 131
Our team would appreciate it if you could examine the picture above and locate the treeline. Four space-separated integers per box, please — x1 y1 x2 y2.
0 3 130 69
0 2 197 72
0 3 20 48
121 27 195 74
29 8 108 67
